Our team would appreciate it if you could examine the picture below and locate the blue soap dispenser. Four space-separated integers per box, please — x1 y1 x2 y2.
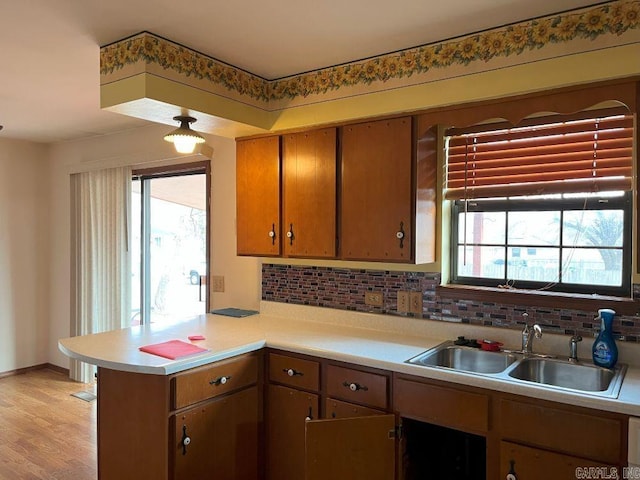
592 308 618 369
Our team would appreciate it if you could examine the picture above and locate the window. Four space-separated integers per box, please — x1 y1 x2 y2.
446 111 634 296
131 162 210 325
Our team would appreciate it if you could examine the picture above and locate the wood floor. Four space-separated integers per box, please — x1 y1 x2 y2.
0 368 97 479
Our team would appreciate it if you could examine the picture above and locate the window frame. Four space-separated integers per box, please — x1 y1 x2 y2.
450 191 632 297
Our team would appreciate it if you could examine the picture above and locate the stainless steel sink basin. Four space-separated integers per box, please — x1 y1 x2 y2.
507 357 626 396
407 342 627 398
407 344 518 374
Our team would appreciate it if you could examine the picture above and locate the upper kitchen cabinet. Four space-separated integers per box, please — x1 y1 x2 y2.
236 136 281 256
341 117 436 263
282 128 337 258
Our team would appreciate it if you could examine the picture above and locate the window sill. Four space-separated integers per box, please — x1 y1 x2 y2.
436 284 640 316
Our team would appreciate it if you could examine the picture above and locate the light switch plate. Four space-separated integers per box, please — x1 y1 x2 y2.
211 275 225 293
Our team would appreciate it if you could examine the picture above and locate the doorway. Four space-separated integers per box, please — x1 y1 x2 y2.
131 162 210 326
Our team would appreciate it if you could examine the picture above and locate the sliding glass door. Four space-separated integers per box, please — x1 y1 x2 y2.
131 163 209 326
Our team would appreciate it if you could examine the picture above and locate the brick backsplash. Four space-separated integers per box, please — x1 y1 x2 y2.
262 264 640 343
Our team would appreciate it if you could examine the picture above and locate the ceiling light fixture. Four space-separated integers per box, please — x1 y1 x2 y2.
164 116 205 154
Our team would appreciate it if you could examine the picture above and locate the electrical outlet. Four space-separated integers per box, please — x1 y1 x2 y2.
409 291 423 314
397 291 410 313
364 291 383 307
211 275 225 293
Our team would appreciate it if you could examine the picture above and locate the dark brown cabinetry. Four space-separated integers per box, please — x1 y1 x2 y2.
266 353 320 480
266 352 395 480
172 386 258 480
97 352 260 480
498 397 626 478
341 117 413 262
236 136 281 256
282 128 337 258
235 116 437 263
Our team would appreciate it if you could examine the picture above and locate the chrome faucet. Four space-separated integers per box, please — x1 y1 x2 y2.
521 323 542 354
569 335 582 363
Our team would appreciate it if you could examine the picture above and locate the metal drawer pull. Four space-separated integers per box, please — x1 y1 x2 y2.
343 381 368 392
283 368 304 377
209 375 231 386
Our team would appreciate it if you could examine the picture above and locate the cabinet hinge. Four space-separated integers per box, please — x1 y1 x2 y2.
389 424 403 439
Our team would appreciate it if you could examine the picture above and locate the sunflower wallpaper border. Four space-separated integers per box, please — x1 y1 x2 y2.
100 0 639 106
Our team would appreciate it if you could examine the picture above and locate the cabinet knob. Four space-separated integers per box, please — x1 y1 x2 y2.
396 222 405 248
286 224 294 245
506 459 517 480
283 368 304 377
209 375 231 386
343 381 368 392
268 223 276 245
305 406 314 421
181 425 191 456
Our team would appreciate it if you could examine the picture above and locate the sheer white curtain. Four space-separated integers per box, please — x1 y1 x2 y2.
70 166 132 383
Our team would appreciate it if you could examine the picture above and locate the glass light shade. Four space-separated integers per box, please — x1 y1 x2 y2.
166 133 205 154
164 116 205 154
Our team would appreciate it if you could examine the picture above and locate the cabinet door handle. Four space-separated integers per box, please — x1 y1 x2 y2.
305 406 314 421
209 375 231 386
396 221 405 249
286 223 294 246
283 368 304 377
181 425 191 456
506 460 517 480
268 223 277 245
343 381 368 392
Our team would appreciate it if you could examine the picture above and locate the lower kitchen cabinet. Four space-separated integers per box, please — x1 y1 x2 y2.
266 384 319 480
95 349 631 480
172 386 259 480
97 352 260 480
305 415 396 480
500 441 603 479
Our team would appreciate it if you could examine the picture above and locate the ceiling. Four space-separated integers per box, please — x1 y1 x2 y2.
0 0 600 144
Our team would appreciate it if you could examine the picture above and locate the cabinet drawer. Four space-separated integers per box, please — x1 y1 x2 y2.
394 377 489 433
500 399 622 464
326 365 388 410
500 441 606 480
172 354 258 410
268 353 320 392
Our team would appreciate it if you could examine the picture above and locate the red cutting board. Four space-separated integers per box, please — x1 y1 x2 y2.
139 340 208 360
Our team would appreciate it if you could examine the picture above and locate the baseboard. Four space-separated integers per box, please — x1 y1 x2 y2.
0 362 70 379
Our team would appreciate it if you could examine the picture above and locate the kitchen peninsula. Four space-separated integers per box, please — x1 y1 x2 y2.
59 302 640 479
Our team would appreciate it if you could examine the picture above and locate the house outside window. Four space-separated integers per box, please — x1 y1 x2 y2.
446 111 634 297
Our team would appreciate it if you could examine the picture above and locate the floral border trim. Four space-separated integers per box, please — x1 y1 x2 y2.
100 0 639 104
100 33 270 102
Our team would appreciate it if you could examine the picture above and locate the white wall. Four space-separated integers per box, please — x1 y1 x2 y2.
0 138 50 373
47 123 261 369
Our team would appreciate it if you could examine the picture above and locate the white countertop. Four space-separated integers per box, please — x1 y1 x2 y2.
58 301 640 416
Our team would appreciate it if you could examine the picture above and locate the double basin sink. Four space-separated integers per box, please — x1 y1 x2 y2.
407 342 626 398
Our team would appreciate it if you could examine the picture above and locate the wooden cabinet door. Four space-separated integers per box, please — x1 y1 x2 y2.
172 387 258 480
305 414 396 480
282 128 337 258
325 397 384 419
236 136 281 256
266 384 319 480
341 117 413 262
500 441 606 480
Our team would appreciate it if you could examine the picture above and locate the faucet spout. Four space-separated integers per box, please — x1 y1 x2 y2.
522 323 542 354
